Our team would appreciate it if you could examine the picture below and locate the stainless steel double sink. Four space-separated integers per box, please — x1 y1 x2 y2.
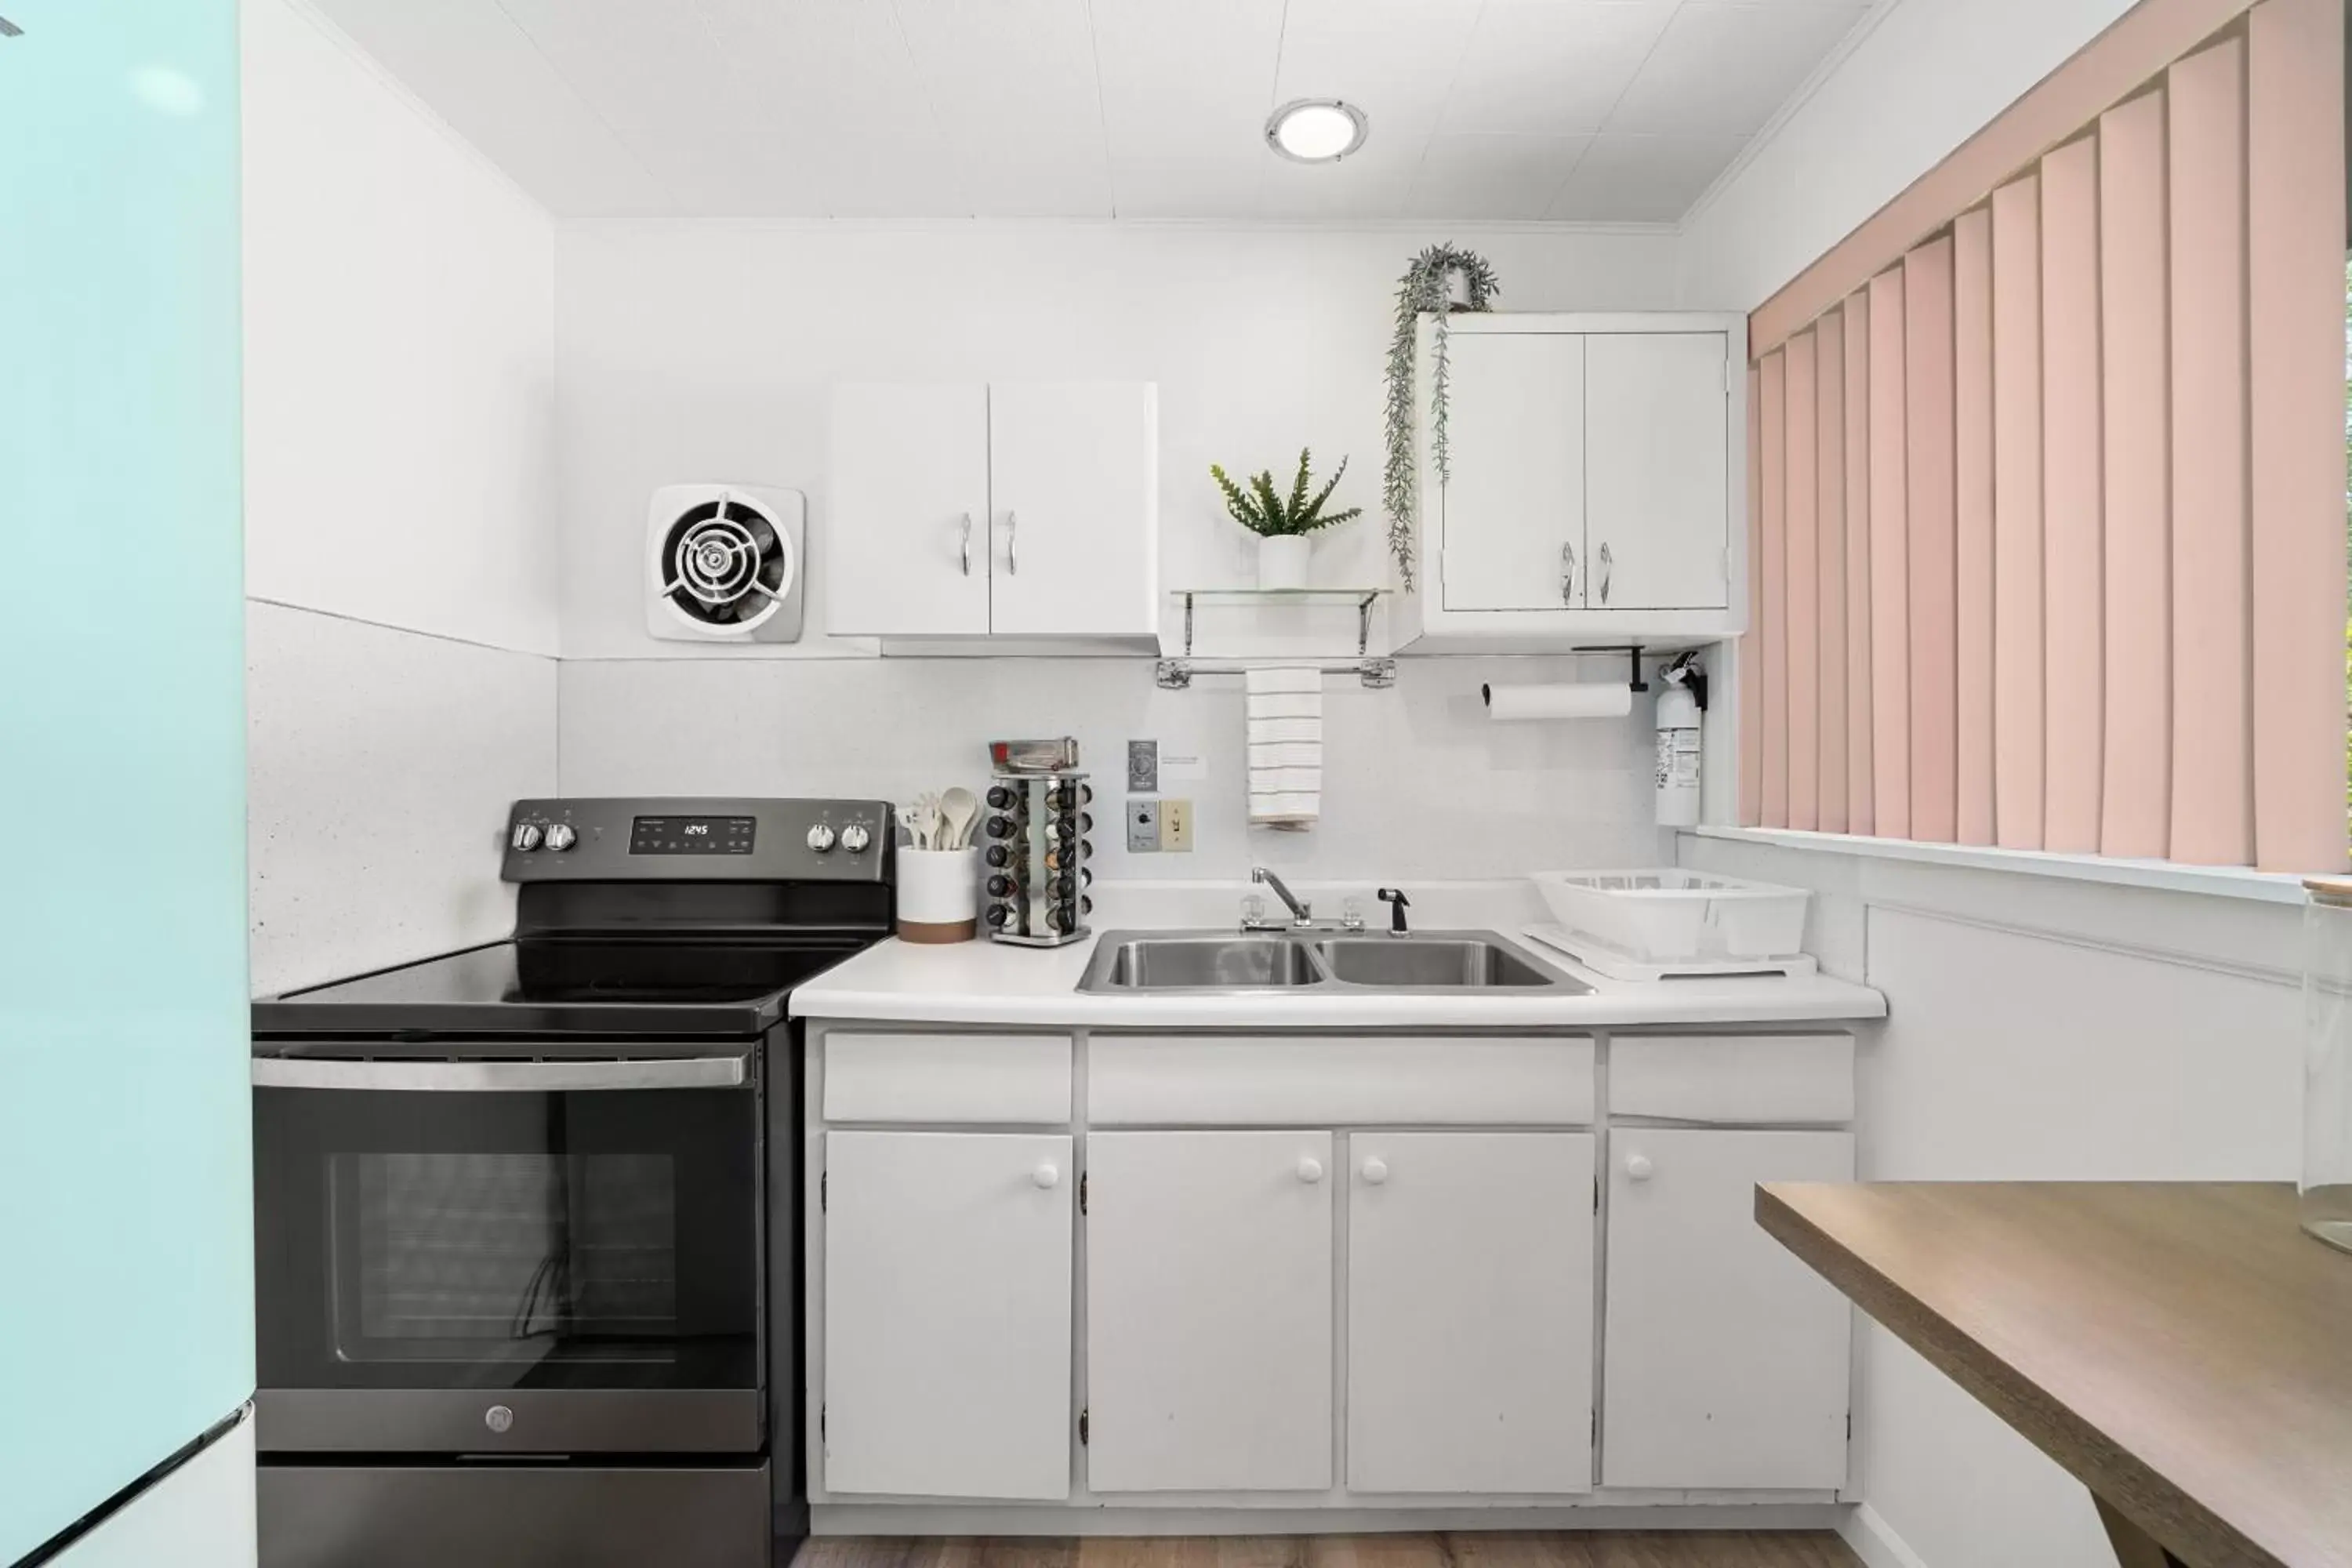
1076 928 1588 995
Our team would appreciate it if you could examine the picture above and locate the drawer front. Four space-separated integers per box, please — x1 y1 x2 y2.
1607 1033 1854 1124
823 1032 1072 1123
1089 1036 1595 1126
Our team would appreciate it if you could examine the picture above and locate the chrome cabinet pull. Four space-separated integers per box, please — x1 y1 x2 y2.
1006 510 1018 575
252 1056 749 1092
960 512 973 576
1560 542 1577 606
1599 541 1613 604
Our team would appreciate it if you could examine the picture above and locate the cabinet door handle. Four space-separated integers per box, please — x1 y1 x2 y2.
1560 542 1577 606
1599 541 1613 604
1624 1152 1653 1181
1295 1155 1325 1185
1033 1162 1060 1189
960 512 974 576
1005 510 1018 575
1360 1156 1389 1186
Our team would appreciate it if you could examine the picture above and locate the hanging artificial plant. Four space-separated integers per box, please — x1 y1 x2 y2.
1382 243 1501 588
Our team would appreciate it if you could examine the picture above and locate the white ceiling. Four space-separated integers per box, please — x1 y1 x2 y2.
308 0 1877 224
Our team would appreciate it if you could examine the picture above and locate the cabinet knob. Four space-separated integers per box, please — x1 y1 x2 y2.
1033 1162 1060 1189
1295 1156 1324 1185
1360 1156 1389 1186
1624 1152 1654 1181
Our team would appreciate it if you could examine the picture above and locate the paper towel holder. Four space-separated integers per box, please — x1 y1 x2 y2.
1479 646 1650 709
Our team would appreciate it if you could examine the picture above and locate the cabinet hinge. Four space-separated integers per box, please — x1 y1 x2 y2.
1593 1176 1600 1214
1079 1408 1090 1446
1846 1414 1853 1440
1592 1409 1599 1443
1080 1171 1088 1216
820 1171 827 1212
820 1403 826 1440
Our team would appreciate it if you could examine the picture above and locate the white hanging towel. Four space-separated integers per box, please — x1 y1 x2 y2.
1245 667 1322 829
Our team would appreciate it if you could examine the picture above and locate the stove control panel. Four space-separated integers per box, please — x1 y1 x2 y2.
502 797 892 883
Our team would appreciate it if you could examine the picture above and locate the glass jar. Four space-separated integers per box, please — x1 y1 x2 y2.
2300 877 2352 1250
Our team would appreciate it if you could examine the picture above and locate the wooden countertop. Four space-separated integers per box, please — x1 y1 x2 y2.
1756 1183 2352 1568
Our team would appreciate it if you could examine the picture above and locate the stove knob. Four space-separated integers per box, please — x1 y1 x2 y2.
543 824 577 851
806 824 837 854
840 823 871 854
510 823 543 852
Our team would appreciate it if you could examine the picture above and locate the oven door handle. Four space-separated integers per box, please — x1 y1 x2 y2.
250 1055 750 1091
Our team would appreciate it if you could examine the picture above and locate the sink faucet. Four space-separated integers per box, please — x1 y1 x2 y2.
1377 887 1411 935
1250 866 1313 927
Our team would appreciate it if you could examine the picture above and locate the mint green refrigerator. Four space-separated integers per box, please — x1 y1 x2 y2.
0 0 257 1561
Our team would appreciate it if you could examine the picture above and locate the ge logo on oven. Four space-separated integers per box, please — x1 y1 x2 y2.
484 1404 514 1434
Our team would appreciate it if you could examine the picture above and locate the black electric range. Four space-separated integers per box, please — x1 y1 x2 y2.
249 797 892 1568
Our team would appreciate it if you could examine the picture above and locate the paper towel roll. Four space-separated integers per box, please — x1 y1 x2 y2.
1482 681 1635 720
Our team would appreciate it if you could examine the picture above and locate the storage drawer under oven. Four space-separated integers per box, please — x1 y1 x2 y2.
259 1458 770 1568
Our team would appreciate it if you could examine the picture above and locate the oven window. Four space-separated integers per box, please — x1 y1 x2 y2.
256 1077 760 1393
345 1152 677 1353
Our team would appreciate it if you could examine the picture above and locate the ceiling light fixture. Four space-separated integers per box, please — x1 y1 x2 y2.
1265 99 1368 164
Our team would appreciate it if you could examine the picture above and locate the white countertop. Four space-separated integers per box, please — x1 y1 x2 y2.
789 931 1887 1030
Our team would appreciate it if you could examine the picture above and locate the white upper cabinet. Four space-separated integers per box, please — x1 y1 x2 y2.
828 382 1158 641
828 383 992 637
1085 1131 1334 1494
1584 334 1735 612
988 383 1160 637
1348 1131 1595 1495
1403 313 1746 649
1601 1127 1854 1492
1439 333 1588 614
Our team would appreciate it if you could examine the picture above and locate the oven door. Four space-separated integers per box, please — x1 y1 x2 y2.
252 1049 762 1457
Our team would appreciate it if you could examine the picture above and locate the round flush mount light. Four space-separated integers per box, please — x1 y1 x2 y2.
1265 99 1369 164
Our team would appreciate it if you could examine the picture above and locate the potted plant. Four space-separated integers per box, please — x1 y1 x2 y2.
1383 243 1501 588
1210 448 1364 590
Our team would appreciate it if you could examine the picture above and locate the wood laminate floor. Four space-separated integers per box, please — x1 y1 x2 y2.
793 1533 1862 1568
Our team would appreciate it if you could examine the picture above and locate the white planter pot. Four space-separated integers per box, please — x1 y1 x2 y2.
1257 534 1311 590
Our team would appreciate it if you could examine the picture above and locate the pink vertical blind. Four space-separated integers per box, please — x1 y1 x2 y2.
1738 0 2347 873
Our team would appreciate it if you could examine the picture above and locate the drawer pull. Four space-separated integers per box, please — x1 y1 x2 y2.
1360 1156 1390 1185
1296 1156 1325 1185
1033 1162 1061 1189
1625 1152 1654 1181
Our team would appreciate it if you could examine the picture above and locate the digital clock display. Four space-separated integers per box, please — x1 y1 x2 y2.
630 815 757 855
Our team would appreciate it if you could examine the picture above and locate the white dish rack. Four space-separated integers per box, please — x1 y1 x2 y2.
1530 869 1810 964
1522 923 1818 984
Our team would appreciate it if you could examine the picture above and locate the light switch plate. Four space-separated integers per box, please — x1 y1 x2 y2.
1160 799 1192 852
1127 740 1159 793
1127 798 1160 853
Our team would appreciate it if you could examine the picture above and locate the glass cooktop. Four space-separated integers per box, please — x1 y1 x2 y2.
253 937 862 1040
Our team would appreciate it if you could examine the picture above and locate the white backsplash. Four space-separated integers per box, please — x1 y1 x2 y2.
247 602 557 996
558 652 1669 881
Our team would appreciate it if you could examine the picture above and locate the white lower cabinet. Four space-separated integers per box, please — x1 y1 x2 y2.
822 1131 1073 1500
1347 1132 1596 1494
1600 1127 1855 1490
1085 1131 1334 1492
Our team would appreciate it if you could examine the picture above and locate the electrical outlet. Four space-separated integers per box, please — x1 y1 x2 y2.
1160 799 1193 852
1127 799 1161 853
1127 740 1159 793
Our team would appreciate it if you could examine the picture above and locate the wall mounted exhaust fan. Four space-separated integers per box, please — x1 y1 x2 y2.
644 483 806 644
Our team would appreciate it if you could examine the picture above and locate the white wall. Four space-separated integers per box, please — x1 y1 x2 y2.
1677 0 2139 310
552 222 1685 870
561 652 1664 881
241 0 559 993
555 222 1686 660
1681 833 2303 1568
